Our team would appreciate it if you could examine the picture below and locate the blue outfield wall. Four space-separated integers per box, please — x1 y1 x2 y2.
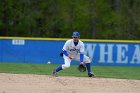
0 37 140 66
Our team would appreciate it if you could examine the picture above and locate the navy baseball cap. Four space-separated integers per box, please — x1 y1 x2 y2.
72 31 80 37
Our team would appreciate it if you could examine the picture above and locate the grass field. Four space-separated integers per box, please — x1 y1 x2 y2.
0 62 140 80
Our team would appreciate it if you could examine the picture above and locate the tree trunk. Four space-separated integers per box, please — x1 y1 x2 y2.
89 0 96 39
53 0 59 37
0 0 8 36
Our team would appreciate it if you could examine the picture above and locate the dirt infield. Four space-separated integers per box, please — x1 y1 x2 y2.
0 73 140 93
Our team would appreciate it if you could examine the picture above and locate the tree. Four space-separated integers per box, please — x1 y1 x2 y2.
0 0 140 40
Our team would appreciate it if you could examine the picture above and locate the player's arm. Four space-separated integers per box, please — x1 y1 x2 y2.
62 49 68 56
80 42 84 64
62 40 72 59
62 49 72 59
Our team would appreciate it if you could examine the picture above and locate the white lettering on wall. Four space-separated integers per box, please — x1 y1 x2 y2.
12 40 25 45
99 44 113 63
130 45 140 64
116 44 128 64
84 43 96 60
84 43 140 65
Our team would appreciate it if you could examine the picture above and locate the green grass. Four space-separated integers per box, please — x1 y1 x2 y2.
0 62 140 80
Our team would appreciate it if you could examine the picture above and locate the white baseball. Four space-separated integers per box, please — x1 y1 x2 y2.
47 61 51 64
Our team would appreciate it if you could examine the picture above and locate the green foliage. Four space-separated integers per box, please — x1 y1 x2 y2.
0 0 140 39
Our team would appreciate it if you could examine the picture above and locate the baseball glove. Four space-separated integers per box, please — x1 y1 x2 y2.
78 64 86 72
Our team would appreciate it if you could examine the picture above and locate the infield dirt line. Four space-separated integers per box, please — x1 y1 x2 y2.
0 73 140 93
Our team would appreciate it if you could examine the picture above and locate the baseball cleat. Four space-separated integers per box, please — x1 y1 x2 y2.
52 70 58 77
88 72 96 77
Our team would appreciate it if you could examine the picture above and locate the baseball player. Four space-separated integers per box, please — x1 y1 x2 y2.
52 31 95 77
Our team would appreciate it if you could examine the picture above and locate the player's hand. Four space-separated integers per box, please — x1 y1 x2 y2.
78 63 86 72
68 55 72 59
80 62 84 65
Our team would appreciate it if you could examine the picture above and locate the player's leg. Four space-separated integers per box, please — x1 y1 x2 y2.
83 55 95 77
74 55 95 77
52 55 71 75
